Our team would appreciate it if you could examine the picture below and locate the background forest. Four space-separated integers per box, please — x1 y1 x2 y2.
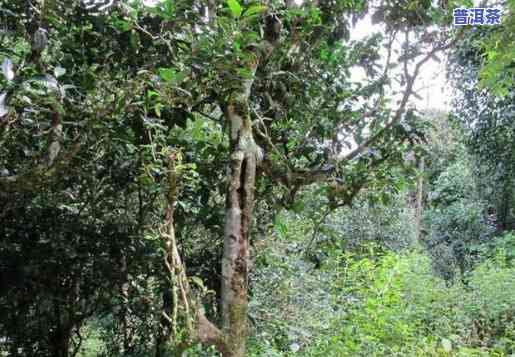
0 0 514 356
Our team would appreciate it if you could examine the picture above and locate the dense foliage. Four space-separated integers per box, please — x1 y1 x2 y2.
0 0 513 356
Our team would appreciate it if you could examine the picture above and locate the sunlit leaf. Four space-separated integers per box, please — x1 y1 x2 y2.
54 66 66 78
227 0 242 17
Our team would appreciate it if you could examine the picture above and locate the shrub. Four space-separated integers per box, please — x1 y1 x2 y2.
303 249 515 356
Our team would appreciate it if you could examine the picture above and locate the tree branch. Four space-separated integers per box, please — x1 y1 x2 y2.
342 32 460 162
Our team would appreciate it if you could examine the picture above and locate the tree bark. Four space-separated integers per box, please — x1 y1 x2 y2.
221 59 261 356
50 303 71 357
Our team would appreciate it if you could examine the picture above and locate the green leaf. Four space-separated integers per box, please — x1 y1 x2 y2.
243 31 259 43
292 200 305 213
163 0 175 19
233 39 241 52
112 18 130 32
190 276 205 288
227 0 242 17
158 67 176 82
243 4 266 17
147 90 159 99
154 103 162 117
237 67 253 79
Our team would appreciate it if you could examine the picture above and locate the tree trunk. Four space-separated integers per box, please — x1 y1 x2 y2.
48 301 72 357
50 335 70 357
221 151 255 356
221 67 261 356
